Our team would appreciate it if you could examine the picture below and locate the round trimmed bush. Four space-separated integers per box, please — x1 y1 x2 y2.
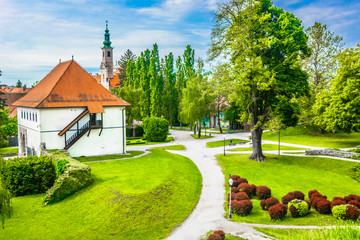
333 196 345 202
238 178 248 184
348 200 360 209
250 184 257 196
311 196 327 210
308 190 320 199
305 200 311 210
260 199 266 210
231 187 239 194
256 186 271 200
214 230 225 240
291 191 305 200
208 233 221 240
227 193 235 201
238 183 253 198
234 192 250 201
231 200 253 216
269 203 287 220
143 117 169 142
332 204 347 219
344 194 360 203
265 197 280 210
230 175 241 188
345 205 360 220
281 193 295 205
317 200 331 214
288 199 309 218
331 199 346 209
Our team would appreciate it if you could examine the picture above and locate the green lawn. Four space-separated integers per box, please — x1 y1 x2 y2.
0 147 18 154
217 153 360 225
0 149 202 239
126 136 174 146
229 144 308 151
263 127 360 148
74 151 144 162
255 225 360 240
206 139 249 148
190 134 213 139
162 145 186 150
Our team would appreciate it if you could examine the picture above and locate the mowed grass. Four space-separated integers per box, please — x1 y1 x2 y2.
218 153 360 225
191 134 213 139
127 137 174 146
206 139 249 148
255 225 360 240
0 149 202 240
0 147 18 154
162 145 186 150
229 144 308 151
263 126 360 148
74 150 144 162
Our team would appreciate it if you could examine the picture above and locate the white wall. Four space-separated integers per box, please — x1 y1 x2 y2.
17 107 41 156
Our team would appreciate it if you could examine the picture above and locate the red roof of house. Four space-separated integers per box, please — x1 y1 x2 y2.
13 60 130 113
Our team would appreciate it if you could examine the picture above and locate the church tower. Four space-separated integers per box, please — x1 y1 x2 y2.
100 21 113 90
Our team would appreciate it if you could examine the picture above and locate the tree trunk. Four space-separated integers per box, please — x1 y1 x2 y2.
194 123 196 135
190 123 192 131
249 127 265 162
198 121 201 139
169 105 172 129
319 126 325 134
217 110 223 134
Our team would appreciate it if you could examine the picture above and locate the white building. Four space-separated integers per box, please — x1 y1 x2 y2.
13 60 130 157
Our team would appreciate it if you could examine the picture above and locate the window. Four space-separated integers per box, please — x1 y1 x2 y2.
103 51 104 57
32 113 34 121
27 112 29 120
21 111 23 119
35 113 37 122
107 51 110 57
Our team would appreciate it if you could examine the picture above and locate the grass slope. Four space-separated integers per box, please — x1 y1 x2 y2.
190 134 213 139
0 149 202 239
0 147 18 154
229 144 307 151
162 145 186 150
263 126 360 148
218 153 360 225
74 151 144 162
206 139 249 148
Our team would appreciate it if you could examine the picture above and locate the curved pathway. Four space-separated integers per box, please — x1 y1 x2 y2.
127 130 360 240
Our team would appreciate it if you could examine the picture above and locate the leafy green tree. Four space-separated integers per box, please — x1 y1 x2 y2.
150 44 164 117
181 59 216 138
209 0 310 161
117 49 137 87
163 53 177 127
314 44 360 133
15 80 22 88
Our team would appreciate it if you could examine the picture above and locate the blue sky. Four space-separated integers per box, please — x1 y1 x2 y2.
0 0 359 86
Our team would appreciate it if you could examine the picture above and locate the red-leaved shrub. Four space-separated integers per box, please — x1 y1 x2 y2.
311 196 327 210
238 183 253 198
230 175 241 188
238 178 248 184
332 197 345 202
282 193 295 205
317 200 331 214
331 199 346 209
208 233 221 240
305 200 311 210
231 200 253 216
292 191 305 200
289 205 299 218
348 200 360 209
344 194 360 203
345 205 360 220
213 230 225 240
265 197 280 210
231 187 239 194
234 192 250 201
269 203 287 220
308 190 320 199
260 199 266 210
256 186 271 200
228 193 235 201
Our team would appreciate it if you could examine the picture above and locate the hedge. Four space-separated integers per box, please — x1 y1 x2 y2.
0 156 56 196
143 117 169 142
44 151 92 205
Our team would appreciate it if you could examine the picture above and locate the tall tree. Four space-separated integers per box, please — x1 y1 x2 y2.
15 80 22 88
209 0 310 161
163 53 177 127
116 49 137 87
150 44 164 117
313 44 360 133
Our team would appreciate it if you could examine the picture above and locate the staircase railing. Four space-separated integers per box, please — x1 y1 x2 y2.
64 121 90 150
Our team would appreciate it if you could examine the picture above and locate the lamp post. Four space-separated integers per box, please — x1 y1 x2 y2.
228 174 233 219
223 134 226 156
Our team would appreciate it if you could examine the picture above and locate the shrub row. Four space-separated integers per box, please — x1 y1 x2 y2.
44 151 92 205
0 156 56 196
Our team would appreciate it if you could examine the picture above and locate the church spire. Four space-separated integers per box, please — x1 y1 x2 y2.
103 20 112 49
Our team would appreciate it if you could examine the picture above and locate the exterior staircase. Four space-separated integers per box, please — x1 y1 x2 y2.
64 121 90 150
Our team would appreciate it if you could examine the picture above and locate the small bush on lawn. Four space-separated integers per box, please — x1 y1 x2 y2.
256 186 271 200
234 192 250 201
231 200 253 216
56 159 69 177
269 203 287 220
264 197 279 210
288 199 309 218
282 193 295 205
333 204 360 220
230 175 241 187
208 234 221 240
308 190 320 199
44 151 92 205
333 196 345 202
331 199 347 209
250 184 257 196
231 187 239 194
213 230 225 240
260 199 266 210
344 194 360 203
348 200 360 209
317 200 332 214
143 117 169 142
238 183 253 198
0 156 56 196
305 200 311 210
292 191 305 200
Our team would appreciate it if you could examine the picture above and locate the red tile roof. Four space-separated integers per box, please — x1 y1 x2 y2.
13 60 130 112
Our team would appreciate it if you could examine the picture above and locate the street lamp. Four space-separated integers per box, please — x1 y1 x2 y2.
223 134 226 156
228 174 233 219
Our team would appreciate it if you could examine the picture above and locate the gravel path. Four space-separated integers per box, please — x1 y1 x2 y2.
126 130 360 240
